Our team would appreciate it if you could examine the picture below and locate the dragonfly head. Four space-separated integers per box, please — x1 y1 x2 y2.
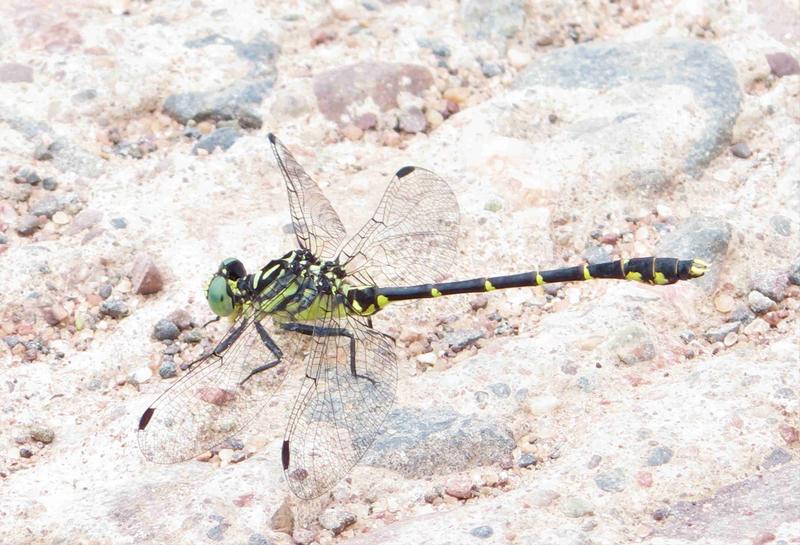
206 258 247 318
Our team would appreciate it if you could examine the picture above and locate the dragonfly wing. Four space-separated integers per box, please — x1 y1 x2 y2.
269 133 347 260
282 308 397 499
137 310 304 464
339 166 459 287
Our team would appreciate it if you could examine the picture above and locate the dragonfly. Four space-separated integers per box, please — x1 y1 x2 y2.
138 133 708 499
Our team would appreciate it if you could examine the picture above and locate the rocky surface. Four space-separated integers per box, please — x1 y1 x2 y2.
1 1 798 545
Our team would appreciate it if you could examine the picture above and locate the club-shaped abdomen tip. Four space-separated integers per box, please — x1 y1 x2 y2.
396 166 415 178
690 258 709 278
268 133 276 143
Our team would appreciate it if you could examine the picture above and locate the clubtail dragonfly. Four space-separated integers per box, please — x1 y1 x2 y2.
138 133 708 499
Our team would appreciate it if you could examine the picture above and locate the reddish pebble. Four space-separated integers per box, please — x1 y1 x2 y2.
310 27 337 46
779 424 799 444
752 531 776 545
42 305 69 326
637 471 653 488
234 493 254 507
131 254 164 295
445 477 474 499
198 386 237 406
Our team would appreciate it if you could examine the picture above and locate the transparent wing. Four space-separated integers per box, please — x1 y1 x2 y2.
339 166 459 287
269 133 347 260
281 302 397 499
137 308 307 463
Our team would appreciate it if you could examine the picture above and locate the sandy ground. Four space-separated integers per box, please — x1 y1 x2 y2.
1 1 799 544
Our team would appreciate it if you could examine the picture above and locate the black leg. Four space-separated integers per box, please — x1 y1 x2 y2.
239 321 285 385
281 322 375 384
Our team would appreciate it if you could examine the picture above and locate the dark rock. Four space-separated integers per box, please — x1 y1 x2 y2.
100 299 130 319
168 309 194 330
514 39 742 175
652 507 670 521
751 269 789 302
481 61 504 78
594 468 626 492
15 214 41 236
153 319 180 341
111 217 127 229
313 62 433 125
729 305 755 325
518 453 537 468
657 216 731 290
193 127 241 154
0 63 34 83
30 196 61 218
461 0 525 40
318 508 356 535
131 254 164 295
99 284 113 299
182 329 203 343
646 446 674 466
398 107 427 133
766 52 800 77
417 38 451 58
14 169 41 184
362 407 515 477
730 142 752 158
42 177 57 191
34 142 54 161
163 80 271 128
158 360 177 379
19 447 33 458
470 525 493 538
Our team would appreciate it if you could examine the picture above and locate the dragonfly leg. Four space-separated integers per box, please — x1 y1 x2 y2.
239 321 284 385
281 322 376 384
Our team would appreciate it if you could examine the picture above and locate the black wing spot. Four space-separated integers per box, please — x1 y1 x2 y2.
268 132 277 143
281 439 290 470
396 166 415 178
139 407 155 431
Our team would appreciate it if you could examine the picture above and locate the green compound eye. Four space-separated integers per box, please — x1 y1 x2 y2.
207 275 234 317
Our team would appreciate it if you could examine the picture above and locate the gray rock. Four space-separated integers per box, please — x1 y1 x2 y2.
487 382 510 398
625 169 672 195
111 217 127 229
193 128 241 154
445 329 485 352
750 269 789 302
730 142 752 158
417 38 451 58
30 425 55 444
657 216 731 290
562 497 595 517
362 407 515 477
461 0 525 41
518 453 537 468
789 257 800 286
766 52 800 77
747 290 777 314
318 508 356 535
481 62 504 78
762 448 792 469
704 322 740 343
100 299 130 319
33 142 54 161
153 319 180 341
184 32 279 74
769 215 791 236
514 39 741 175
470 525 493 538
42 177 57 191
594 468 626 492
164 80 271 128
15 215 40 236
158 360 177 379
646 446 674 466
398 107 427 134
30 195 60 218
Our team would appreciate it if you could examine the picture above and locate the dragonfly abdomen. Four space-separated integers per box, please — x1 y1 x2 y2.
368 257 708 306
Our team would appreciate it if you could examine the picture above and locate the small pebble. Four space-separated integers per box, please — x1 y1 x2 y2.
646 446 673 466
743 317 770 336
318 508 356 535
769 215 791 236
30 425 55 444
723 332 738 347
153 319 180 341
766 51 800 77
42 305 69 326
730 142 752 158
182 329 203 343
16 214 41 236
100 299 130 319
470 526 493 539
99 284 113 299
714 293 735 313
704 322 740 343
748 290 777 314
52 211 71 225
158 360 177 379
292 528 314 545
594 468 625 492
751 269 789 301
129 367 153 385
19 447 33 458
270 498 294 534
652 507 670 521
518 453 537 468
443 87 469 104
111 217 127 229
445 477 474 499
790 258 800 286
42 177 57 191
507 47 531 68
341 124 363 141
481 62 504 78
131 254 164 295
562 497 594 517
398 107 427 133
